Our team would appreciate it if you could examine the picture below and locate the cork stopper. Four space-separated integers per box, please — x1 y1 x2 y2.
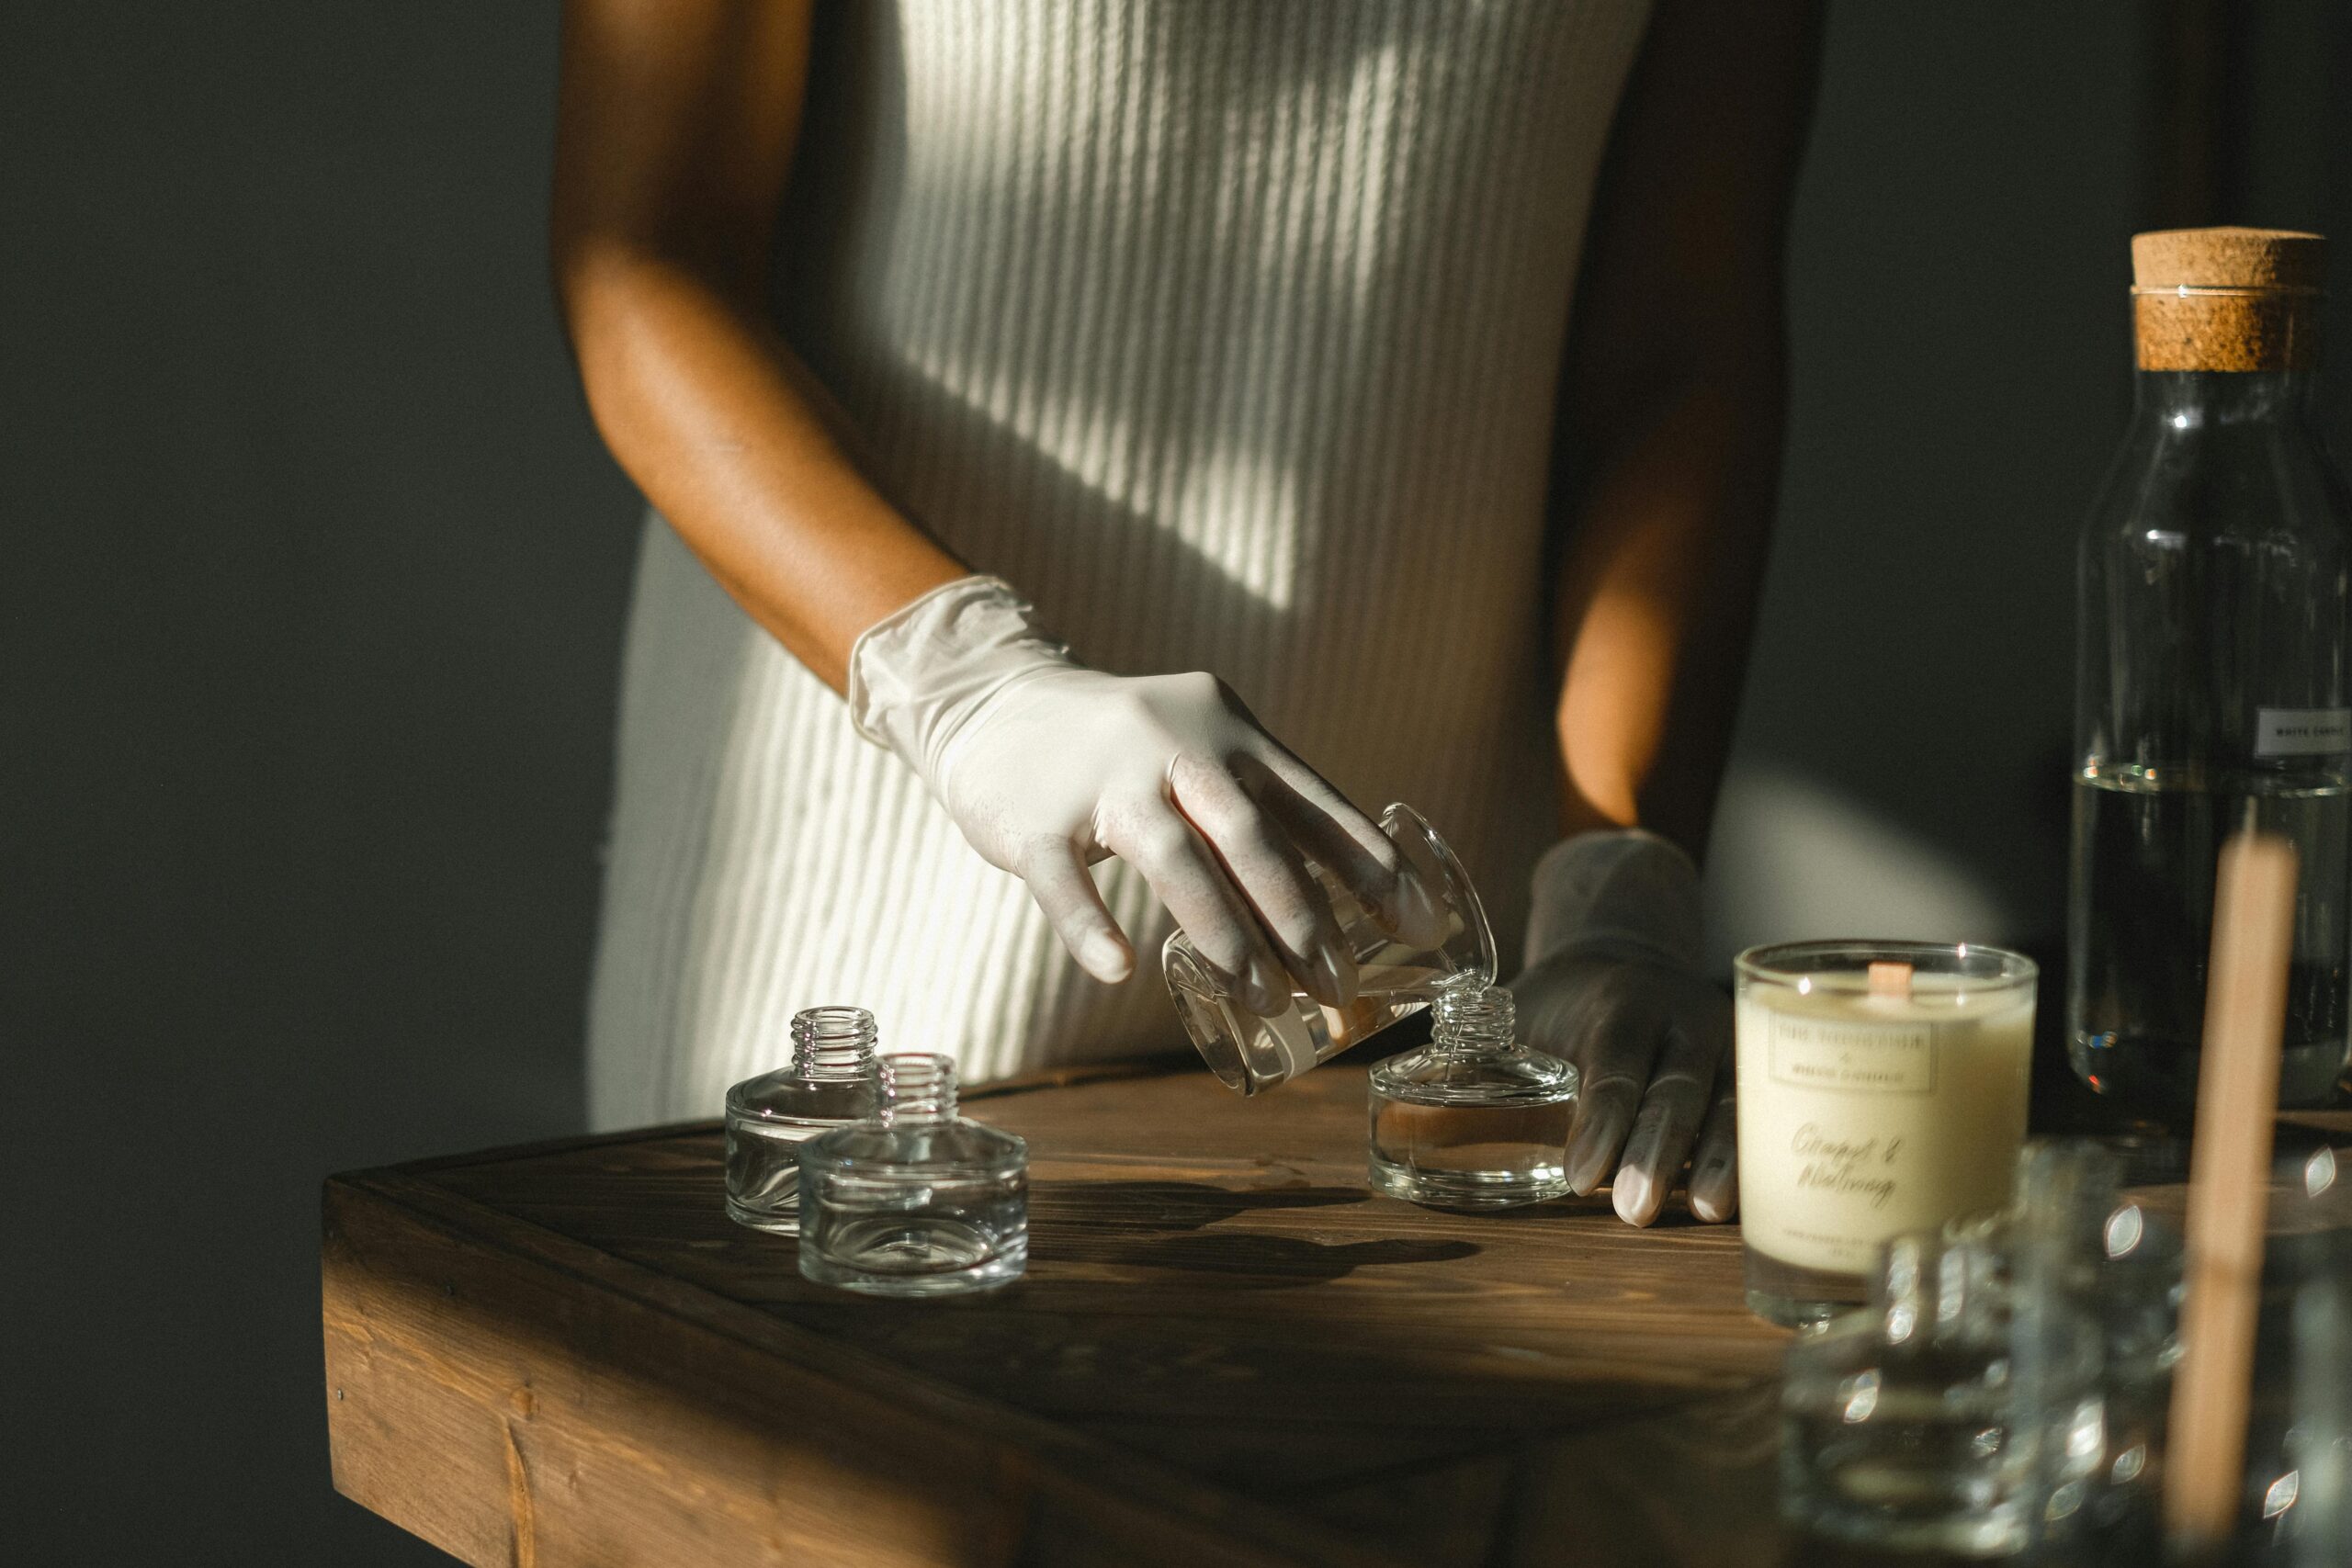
2132 227 2324 372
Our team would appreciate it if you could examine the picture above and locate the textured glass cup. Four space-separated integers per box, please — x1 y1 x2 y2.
1735 941 2037 1325
724 1006 886 1235
797 1053 1028 1297
1998 1142 2179 1549
1163 802 1496 1096
1368 984 1577 1210
1781 1229 2102 1558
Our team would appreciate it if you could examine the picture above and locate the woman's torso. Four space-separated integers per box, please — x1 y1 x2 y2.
588 0 1652 1126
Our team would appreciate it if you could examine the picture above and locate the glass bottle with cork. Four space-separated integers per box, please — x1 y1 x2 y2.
2070 226 2352 1115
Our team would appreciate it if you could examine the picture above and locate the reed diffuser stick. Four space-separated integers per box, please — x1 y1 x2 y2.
2165 831 2296 1549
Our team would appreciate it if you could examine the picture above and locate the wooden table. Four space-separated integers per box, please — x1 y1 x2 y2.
324 1059 1796 1566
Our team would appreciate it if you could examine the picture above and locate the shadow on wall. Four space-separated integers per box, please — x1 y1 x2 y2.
1702 762 2015 974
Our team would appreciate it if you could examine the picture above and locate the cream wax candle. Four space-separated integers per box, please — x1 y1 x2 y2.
1733 942 2038 1326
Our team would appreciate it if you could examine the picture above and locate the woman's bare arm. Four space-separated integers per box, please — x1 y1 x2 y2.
550 0 966 694
1547 0 1824 857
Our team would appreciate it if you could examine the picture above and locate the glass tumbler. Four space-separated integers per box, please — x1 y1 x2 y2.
1780 1228 2102 1558
1735 941 2039 1325
1163 802 1496 1096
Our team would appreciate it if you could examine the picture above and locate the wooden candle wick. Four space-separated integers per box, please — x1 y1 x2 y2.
2165 831 2297 1551
1867 961 1913 999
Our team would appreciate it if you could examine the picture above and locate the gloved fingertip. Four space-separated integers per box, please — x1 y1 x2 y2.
1564 1135 1610 1196
1563 1104 1627 1195
1080 931 1134 984
1611 1164 1657 1227
1688 1163 1737 1224
1244 961 1289 1017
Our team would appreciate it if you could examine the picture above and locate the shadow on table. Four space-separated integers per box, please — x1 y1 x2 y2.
1035 1178 1476 1286
1097 1229 1479 1288
1040 1179 1364 1234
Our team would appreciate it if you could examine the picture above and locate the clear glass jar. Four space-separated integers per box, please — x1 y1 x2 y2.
1162 802 1496 1096
2070 231 2352 1116
1367 983 1577 1210
797 1053 1027 1297
2285 1263 2352 1566
1733 941 2038 1325
723 1006 886 1235
1780 1229 2102 1558
1995 1141 2180 1551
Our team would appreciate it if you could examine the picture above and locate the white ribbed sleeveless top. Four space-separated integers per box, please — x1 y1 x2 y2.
588 0 1652 1127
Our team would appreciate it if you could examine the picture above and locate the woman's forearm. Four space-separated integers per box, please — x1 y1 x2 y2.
552 0 964 696
1549 351 1786 854
560 250 966 693
1544 0 1819 859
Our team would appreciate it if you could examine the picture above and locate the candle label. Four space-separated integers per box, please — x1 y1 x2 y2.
2256 706 2351 757
1736 995 2034 1279
1767 1014 1937 1094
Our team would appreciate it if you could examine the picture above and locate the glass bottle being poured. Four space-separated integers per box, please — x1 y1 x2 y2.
1367 981 1578 1210
1163 803 1498 1095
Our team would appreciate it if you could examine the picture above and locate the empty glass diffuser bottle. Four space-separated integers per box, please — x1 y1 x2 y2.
1367 982 1577 1209
2071 227 2352 1115
797 1052 1028 1297
724 1006 887 1235
1164 802 1497 1096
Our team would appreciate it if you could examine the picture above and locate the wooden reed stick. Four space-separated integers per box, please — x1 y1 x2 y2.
2165 831 2297 1550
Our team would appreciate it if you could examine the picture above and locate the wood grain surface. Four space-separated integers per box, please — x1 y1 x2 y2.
319 1059 2352 1567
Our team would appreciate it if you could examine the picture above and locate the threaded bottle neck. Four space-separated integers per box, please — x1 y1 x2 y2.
791 1006 879 1077
879 1052 958 1122
1430 982 1515 1054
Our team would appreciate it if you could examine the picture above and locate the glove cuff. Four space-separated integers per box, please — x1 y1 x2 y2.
847 576 1080 779
1522 829 1704 973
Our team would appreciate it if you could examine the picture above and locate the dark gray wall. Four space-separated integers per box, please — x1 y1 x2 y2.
1709 1 2145 959
1708 0 2352 966
7 5 628 1561
3 2 2338 1561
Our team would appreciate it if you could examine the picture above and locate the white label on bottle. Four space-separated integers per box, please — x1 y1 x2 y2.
1767 1013 1938 1095
1261 1007 1321 1082
2256 707 2352 757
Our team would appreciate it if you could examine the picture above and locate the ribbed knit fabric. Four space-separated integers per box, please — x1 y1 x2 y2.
587 0 1652 1128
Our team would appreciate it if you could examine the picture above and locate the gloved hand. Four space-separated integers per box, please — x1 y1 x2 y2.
850 576 1441 1014
1508 829 1735 1227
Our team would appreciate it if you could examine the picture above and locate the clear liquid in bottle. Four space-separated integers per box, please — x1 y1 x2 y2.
2068 765 2349 1111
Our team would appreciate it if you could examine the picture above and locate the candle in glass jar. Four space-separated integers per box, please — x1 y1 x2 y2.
1733 942 2038 1326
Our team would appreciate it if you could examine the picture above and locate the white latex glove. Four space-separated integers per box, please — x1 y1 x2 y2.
849 577 1440 1014
1507 829 1735 1227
